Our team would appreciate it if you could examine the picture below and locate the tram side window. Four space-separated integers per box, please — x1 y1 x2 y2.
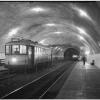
6 45 10 54
12 45 20 54
35 47 38 58
28 47 32 55
20 45 27 54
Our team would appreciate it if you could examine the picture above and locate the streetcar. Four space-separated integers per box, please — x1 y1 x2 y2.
5 38 52 71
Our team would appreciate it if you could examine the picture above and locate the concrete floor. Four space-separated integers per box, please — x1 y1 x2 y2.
56 61 100 99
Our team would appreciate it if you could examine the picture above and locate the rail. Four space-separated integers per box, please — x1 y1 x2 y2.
1 62 76 99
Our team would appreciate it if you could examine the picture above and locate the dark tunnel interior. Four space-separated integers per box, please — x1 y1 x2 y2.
64 48 80 61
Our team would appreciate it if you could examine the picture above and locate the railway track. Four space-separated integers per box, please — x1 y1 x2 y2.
0 70 16 81
1 62 76 99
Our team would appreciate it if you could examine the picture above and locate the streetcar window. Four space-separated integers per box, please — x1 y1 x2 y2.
12 45 20 54
28 47 32 55
36 47 37 54
36 47 38 55
35 47 38 54
35 47 38 58
35 47 37 54
5 45 10 54
20 45 27 54
38 47 40 55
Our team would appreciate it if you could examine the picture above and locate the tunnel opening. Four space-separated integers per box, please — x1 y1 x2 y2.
64 47 80 61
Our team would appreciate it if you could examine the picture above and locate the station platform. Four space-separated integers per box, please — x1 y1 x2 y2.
56 61 100 99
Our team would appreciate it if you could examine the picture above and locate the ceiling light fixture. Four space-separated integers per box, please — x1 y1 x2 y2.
29 6 47 13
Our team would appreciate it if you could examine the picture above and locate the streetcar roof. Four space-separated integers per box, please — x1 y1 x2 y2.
5 38 50 49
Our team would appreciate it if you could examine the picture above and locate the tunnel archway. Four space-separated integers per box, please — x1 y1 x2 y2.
64 47 80 61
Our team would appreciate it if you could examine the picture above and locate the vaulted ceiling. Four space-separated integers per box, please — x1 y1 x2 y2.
0 1 100 54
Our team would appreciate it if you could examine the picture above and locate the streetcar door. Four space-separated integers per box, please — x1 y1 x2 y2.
28 46 34 66
31 46 34 65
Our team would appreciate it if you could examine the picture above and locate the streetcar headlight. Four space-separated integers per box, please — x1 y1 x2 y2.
11 57 17 63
